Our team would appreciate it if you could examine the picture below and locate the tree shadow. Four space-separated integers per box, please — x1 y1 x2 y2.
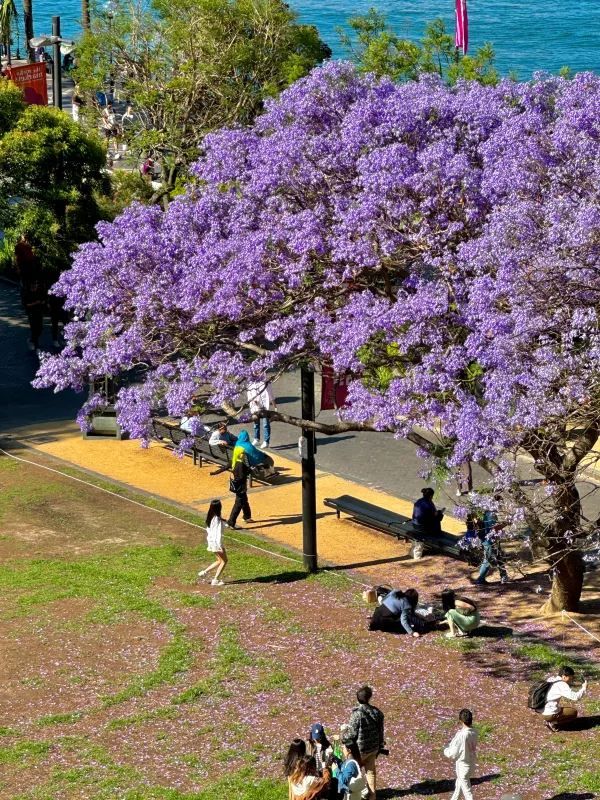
378 773 499 798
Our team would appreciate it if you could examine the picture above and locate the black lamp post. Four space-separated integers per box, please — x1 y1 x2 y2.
29 19 74 110
300 365 318 572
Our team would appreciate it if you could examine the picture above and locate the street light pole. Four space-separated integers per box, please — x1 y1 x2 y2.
52 16 62 110
301 365 317 572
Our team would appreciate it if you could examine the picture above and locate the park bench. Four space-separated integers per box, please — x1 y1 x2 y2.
150 417 278 486
324 494 471 561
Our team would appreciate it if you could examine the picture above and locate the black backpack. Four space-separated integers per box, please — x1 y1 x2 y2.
527 680 552 712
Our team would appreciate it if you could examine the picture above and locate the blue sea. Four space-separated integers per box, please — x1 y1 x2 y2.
17 0 600 79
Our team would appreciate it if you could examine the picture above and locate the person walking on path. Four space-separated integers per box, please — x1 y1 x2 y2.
444 708 478 800
542 667 587 731
15 235 46 352
227 444 253 529
198 500 227 585
475 509 508 585
247 380 276 448
345 686 385 800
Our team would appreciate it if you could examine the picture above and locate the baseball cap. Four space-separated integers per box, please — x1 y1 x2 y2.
310 723 325 741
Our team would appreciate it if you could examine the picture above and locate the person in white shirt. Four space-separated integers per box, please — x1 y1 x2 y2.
197 500 227 586
208 422 237 450
247 380 276 448
444 709 478 800
180 412 209 437
542 667 587 731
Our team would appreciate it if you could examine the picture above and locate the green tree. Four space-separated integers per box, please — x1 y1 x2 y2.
0 78 25 134
75 0 331 204
0 0 17 64
0 105 108 272
339 9 499 85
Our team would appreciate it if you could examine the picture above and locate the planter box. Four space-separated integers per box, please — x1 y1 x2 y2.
83 411 124 440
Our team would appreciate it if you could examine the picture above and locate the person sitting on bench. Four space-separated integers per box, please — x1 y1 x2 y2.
180 410 210 436
412 488 443 535
232 430 274 471
209 422 237 451
368 588 427 638
441 589 480 638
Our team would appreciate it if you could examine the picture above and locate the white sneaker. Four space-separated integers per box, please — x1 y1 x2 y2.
260 441 269 449
251 438 259 446
211 579 224 586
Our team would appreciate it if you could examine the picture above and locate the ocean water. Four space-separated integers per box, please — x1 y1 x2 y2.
17 0 600 79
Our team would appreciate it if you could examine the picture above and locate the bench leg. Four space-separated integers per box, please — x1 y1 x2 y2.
336 509 340 519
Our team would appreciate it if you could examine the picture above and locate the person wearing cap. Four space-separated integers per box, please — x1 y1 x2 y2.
306 723 333 775
345 686 385 800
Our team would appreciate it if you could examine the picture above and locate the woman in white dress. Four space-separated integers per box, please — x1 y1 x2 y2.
198 500 227 586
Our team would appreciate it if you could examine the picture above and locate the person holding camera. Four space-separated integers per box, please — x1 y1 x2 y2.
345 686 385 800
542 666 587 731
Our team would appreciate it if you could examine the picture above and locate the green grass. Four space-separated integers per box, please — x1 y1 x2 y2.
103 621 194 707
550 738 600 793
106 707 178 731
473 721 494 742
172 622 253 705
0 739 52 764
37 712 83 727
513 641 600 679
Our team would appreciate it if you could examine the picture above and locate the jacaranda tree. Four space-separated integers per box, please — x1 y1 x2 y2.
36 63 600 611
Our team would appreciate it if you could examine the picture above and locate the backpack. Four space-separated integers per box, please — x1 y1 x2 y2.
527 680 552 712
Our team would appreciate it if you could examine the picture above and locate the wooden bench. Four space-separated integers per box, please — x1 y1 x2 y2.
324 494 471 561
150 418 278 486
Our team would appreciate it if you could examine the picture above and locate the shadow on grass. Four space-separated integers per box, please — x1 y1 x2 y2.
323 555 412 571
560 714 600 731
378 772 499 798
546 794 596 800
471 624 514 638
227 569 309 586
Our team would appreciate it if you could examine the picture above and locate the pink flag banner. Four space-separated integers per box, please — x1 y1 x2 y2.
455 0 469 54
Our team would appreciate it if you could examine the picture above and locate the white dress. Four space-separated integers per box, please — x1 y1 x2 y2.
206 517 224 553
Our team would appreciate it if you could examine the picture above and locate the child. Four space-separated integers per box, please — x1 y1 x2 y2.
198 500 227 586
444 708 478 800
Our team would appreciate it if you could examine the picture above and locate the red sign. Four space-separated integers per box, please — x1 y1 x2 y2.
320 365 350 411
6 62 48 106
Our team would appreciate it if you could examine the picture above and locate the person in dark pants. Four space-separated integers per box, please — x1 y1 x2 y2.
227 453 253 529
15 236 47 352
412 487 443 535
368 588 428 637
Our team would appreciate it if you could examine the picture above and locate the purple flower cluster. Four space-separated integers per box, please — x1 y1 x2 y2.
35 64 600 499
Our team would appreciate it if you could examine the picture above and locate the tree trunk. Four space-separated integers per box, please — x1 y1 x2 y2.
23 0 35 62
541 482 584 613
81 0 90 30
542 549 584 613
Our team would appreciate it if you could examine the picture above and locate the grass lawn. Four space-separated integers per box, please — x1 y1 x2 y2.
0 451 598 799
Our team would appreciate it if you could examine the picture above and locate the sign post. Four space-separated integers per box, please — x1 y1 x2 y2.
5 62 48 105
